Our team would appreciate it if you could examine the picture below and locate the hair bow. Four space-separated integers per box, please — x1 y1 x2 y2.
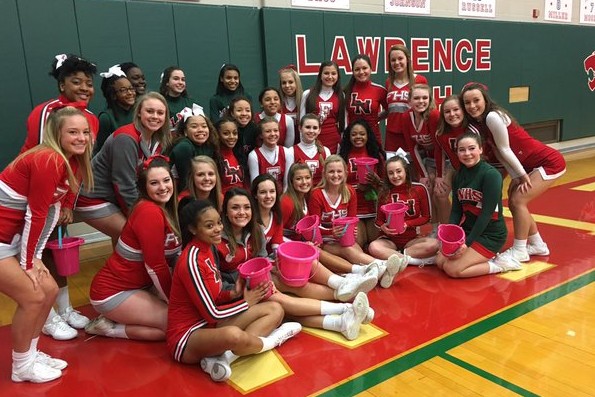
179 103 205 122
142 154 170 170
100 64 126 79
53 100 87 111
55 54 68 70
394 148 410 164
279 64 297 72
462 81 488 92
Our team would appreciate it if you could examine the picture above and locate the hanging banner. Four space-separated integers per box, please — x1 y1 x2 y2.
291 0 350 10
458 0 496 18
545 0 573 22
385 0 431 15
579 0 595 24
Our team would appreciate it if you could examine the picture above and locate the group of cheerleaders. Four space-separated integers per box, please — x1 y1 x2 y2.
0 47 566 384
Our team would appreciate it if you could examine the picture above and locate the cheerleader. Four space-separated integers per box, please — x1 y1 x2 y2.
215 117 248 194
85 156 181 341
120 62 147 96
228 96 259 155
159 66 196 132
278 65 303 144
0 107 93 383
178 156 223 211
254 87 295 147
293 114 330 186
209 64 251 122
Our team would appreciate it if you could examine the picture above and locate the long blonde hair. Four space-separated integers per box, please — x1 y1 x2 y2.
319 155 351 203
14 106 94 193
186 155 222 211
133 92 172 152
278 67 303 113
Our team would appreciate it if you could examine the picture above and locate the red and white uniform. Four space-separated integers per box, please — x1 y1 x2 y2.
401 109 440 179
280 194 306 240
434 125 466 177
219 146 246 194
217 230 268 273
21 95 99 153
375 182 431 248
254 112 295 148
0 150 77 269
292 142 330 186
483 112 566 180
281 97 299 144
248 145 291 190
90 200 181 303
345 147 384 219
385 74 428 152
262 213 284 254
346 81 387 144
301 88 343 153
167 239 249 361
308 185 357 240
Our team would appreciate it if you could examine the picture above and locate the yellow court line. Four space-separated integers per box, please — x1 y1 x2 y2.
503 207 595 235
571 182 595 192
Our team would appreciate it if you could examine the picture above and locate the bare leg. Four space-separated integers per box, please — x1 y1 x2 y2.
437 247 491 278
84 212 127 246
368 239 399 260
319 249 353 274
323 242 377 265
267 292 321 316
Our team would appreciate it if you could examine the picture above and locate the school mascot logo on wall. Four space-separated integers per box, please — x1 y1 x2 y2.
584 51 595 91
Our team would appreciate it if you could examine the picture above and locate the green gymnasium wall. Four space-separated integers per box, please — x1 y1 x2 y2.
1 0 594 167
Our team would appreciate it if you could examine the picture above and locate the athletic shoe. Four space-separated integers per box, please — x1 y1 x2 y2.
341 292 369 340
502 247 530 263
362 307 375 325
334 272 378 302
399 254 411 273
59 306 90 329
42 315 77 341
84 315 115 336
200 356 232 382
11 361 62 383
363 262 380 280
527 242 550 256
491 253 522 272
35 351 68 370
380 254 401 288
268 322 302 347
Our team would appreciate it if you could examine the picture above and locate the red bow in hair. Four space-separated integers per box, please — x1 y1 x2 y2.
53 100 88 112
462 82 489 92
142 154 170 170
279 64 297 73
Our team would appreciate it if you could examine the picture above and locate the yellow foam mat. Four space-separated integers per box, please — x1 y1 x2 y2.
302 323 387 348
571 182 595 192
498 261 555 281
229 350 293 394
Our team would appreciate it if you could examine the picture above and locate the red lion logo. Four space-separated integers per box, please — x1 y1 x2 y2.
585 51 595 91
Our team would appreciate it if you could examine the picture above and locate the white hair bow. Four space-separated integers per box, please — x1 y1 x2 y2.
100 64 126 79
55 54 68 70
395 148 410 164
180 103 205 122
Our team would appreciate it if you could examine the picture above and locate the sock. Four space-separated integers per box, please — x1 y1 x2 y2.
351 264 366 275
528 233 544 246
406 256 425 265
322 314 343 332
320 301 348 315
12 350 32 370
46 307 58 322
488 259 501 274
56 286 70 313
513 239 527 251
222 350 239 364
29 337 40 354
327 274 343 289
106 324 128 339
258 336 276 352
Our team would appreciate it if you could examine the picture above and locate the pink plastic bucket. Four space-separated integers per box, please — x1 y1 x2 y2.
238 257 273 298
381 202 408 232
295 215 322 245
353 157 379 184
46 237 85 276
333 217 358 247
437 224 466 257
277 241 319 287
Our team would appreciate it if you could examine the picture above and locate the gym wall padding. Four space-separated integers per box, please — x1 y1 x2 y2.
1 0 594 168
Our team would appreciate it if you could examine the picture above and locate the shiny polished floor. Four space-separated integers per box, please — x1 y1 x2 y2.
0 152 593 396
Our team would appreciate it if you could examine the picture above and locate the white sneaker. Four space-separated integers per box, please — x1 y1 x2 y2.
399 254 411 273
42 315 77 341
59 306 90 329
491 253 522 272
380 254 400 288
268 322 302 347
502 247 530 263
363 262 380 280
341 292 369 340
362 307 375 325
334 272 378 302
200 355 232 382
12 361 62 383
84 315 115 336
35 351 68 370
527 242 550 256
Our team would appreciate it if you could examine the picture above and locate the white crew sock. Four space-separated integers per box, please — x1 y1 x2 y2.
12 350 33 370
258 336 276 352
513 239 527 251
351 264 366 275
327 274 343 289
320 301 348 315
322 314 343 332
29 337 40 354
528 233 544 246
222 350 239 364
488 260 501 274
106 324 128 339
56 286 70 313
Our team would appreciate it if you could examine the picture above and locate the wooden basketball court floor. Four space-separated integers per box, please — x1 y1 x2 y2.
0 151 593 397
